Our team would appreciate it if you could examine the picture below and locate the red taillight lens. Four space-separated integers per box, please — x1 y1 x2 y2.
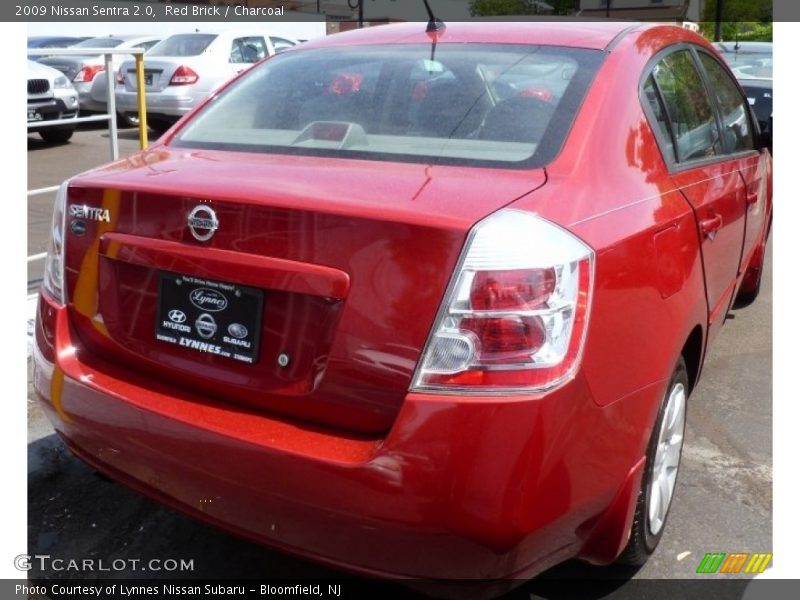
470 268 555 311
73 65 104 83
460 316 546 363
169 66 199 86
411 210 594 394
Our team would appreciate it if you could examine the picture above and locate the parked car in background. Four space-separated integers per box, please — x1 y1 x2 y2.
35 22 771 587
39 35 161 115
27 60 79 143
115 31 297 133
714 41 772 134
27 36 90 54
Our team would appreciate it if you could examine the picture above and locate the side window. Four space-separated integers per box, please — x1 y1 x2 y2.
230 37 267 64
269 37 296 54
134 40 159 52
643 74 676 162
698 53 755 153
652 50 722 162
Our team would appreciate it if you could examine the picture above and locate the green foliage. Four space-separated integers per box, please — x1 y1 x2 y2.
702 0 772 23
699 0 772 41
698 21 773 42
468 0 578 17
469 0 531 16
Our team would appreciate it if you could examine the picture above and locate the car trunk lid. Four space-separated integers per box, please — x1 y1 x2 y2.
63 148 546 432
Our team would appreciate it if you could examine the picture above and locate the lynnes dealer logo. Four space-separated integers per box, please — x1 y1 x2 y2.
189 288 228 312
696 551 772 574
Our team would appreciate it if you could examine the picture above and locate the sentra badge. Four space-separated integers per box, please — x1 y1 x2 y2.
188 205 218 242
70 204 110 223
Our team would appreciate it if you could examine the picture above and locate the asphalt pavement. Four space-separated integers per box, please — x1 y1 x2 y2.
26 126 772 596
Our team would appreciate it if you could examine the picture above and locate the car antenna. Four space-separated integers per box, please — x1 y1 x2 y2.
423 0 445 33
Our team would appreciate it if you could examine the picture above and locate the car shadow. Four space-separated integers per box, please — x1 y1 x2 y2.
27 135 71 151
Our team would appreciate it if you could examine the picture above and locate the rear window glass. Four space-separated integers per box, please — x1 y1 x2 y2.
717 51 772 80
149 34 217 57
172 44 603 168
74 38 123 49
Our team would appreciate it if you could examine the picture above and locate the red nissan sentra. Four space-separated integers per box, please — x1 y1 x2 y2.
34 22 772 581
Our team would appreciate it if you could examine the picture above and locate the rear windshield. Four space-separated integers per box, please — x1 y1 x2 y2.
718 51 772 80
172 44 603 168
149 34 217 57
74 38 123 49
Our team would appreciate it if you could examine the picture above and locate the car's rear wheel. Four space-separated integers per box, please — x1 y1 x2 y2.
617 357 688 566
39 126 75 144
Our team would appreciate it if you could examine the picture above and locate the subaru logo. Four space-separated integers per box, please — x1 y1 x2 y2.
227 323 248 339
168 309 187 324
189 288 228 312
187 205 218 242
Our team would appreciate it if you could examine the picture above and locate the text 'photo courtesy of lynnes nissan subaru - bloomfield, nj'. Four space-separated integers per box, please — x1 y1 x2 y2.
32 18 771 591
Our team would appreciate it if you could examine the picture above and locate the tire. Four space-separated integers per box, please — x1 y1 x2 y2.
733 269 762 309
148 117 174 136
117 112 140 128
617 357 688 566
39 126 74 143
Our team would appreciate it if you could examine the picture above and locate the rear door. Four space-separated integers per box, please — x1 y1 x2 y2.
695 51 769 275
645 48 747 344
229 35 268 76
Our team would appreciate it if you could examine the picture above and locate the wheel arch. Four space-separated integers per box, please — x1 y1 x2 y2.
681 323 705 393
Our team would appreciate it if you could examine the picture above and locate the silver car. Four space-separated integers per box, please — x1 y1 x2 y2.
27 60 79 143
39 35 161 114
115 31 296 133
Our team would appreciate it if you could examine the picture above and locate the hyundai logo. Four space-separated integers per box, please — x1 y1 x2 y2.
168 309 187 324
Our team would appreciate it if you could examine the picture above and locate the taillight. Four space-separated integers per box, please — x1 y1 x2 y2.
42 181 68 306
169 66 199 86
73 65 104 83
411 209 594 393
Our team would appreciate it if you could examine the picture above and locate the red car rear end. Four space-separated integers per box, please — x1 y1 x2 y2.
33 21 771 582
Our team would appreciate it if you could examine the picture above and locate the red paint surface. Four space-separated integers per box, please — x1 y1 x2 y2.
34 22 772 580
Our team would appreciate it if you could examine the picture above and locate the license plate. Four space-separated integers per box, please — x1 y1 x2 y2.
155 272 264 364
28 108 42 122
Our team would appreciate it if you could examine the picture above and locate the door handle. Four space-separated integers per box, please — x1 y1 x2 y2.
699 214 723 240
746 191 759 206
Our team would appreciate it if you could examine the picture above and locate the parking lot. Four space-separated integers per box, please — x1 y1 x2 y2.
27 125 772 594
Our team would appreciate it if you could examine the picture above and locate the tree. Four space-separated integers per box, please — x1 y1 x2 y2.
699 0 773 41
469 0 532 16
468 0 578 16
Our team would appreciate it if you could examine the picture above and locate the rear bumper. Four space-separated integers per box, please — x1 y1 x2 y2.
33 291 660 580
116 88 198 118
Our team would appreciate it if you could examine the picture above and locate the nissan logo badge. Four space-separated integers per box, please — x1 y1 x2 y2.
187 205 219 242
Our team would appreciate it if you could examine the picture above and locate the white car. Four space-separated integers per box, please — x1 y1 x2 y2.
39 35 162 114
27 60 79 143
115 31 297 133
